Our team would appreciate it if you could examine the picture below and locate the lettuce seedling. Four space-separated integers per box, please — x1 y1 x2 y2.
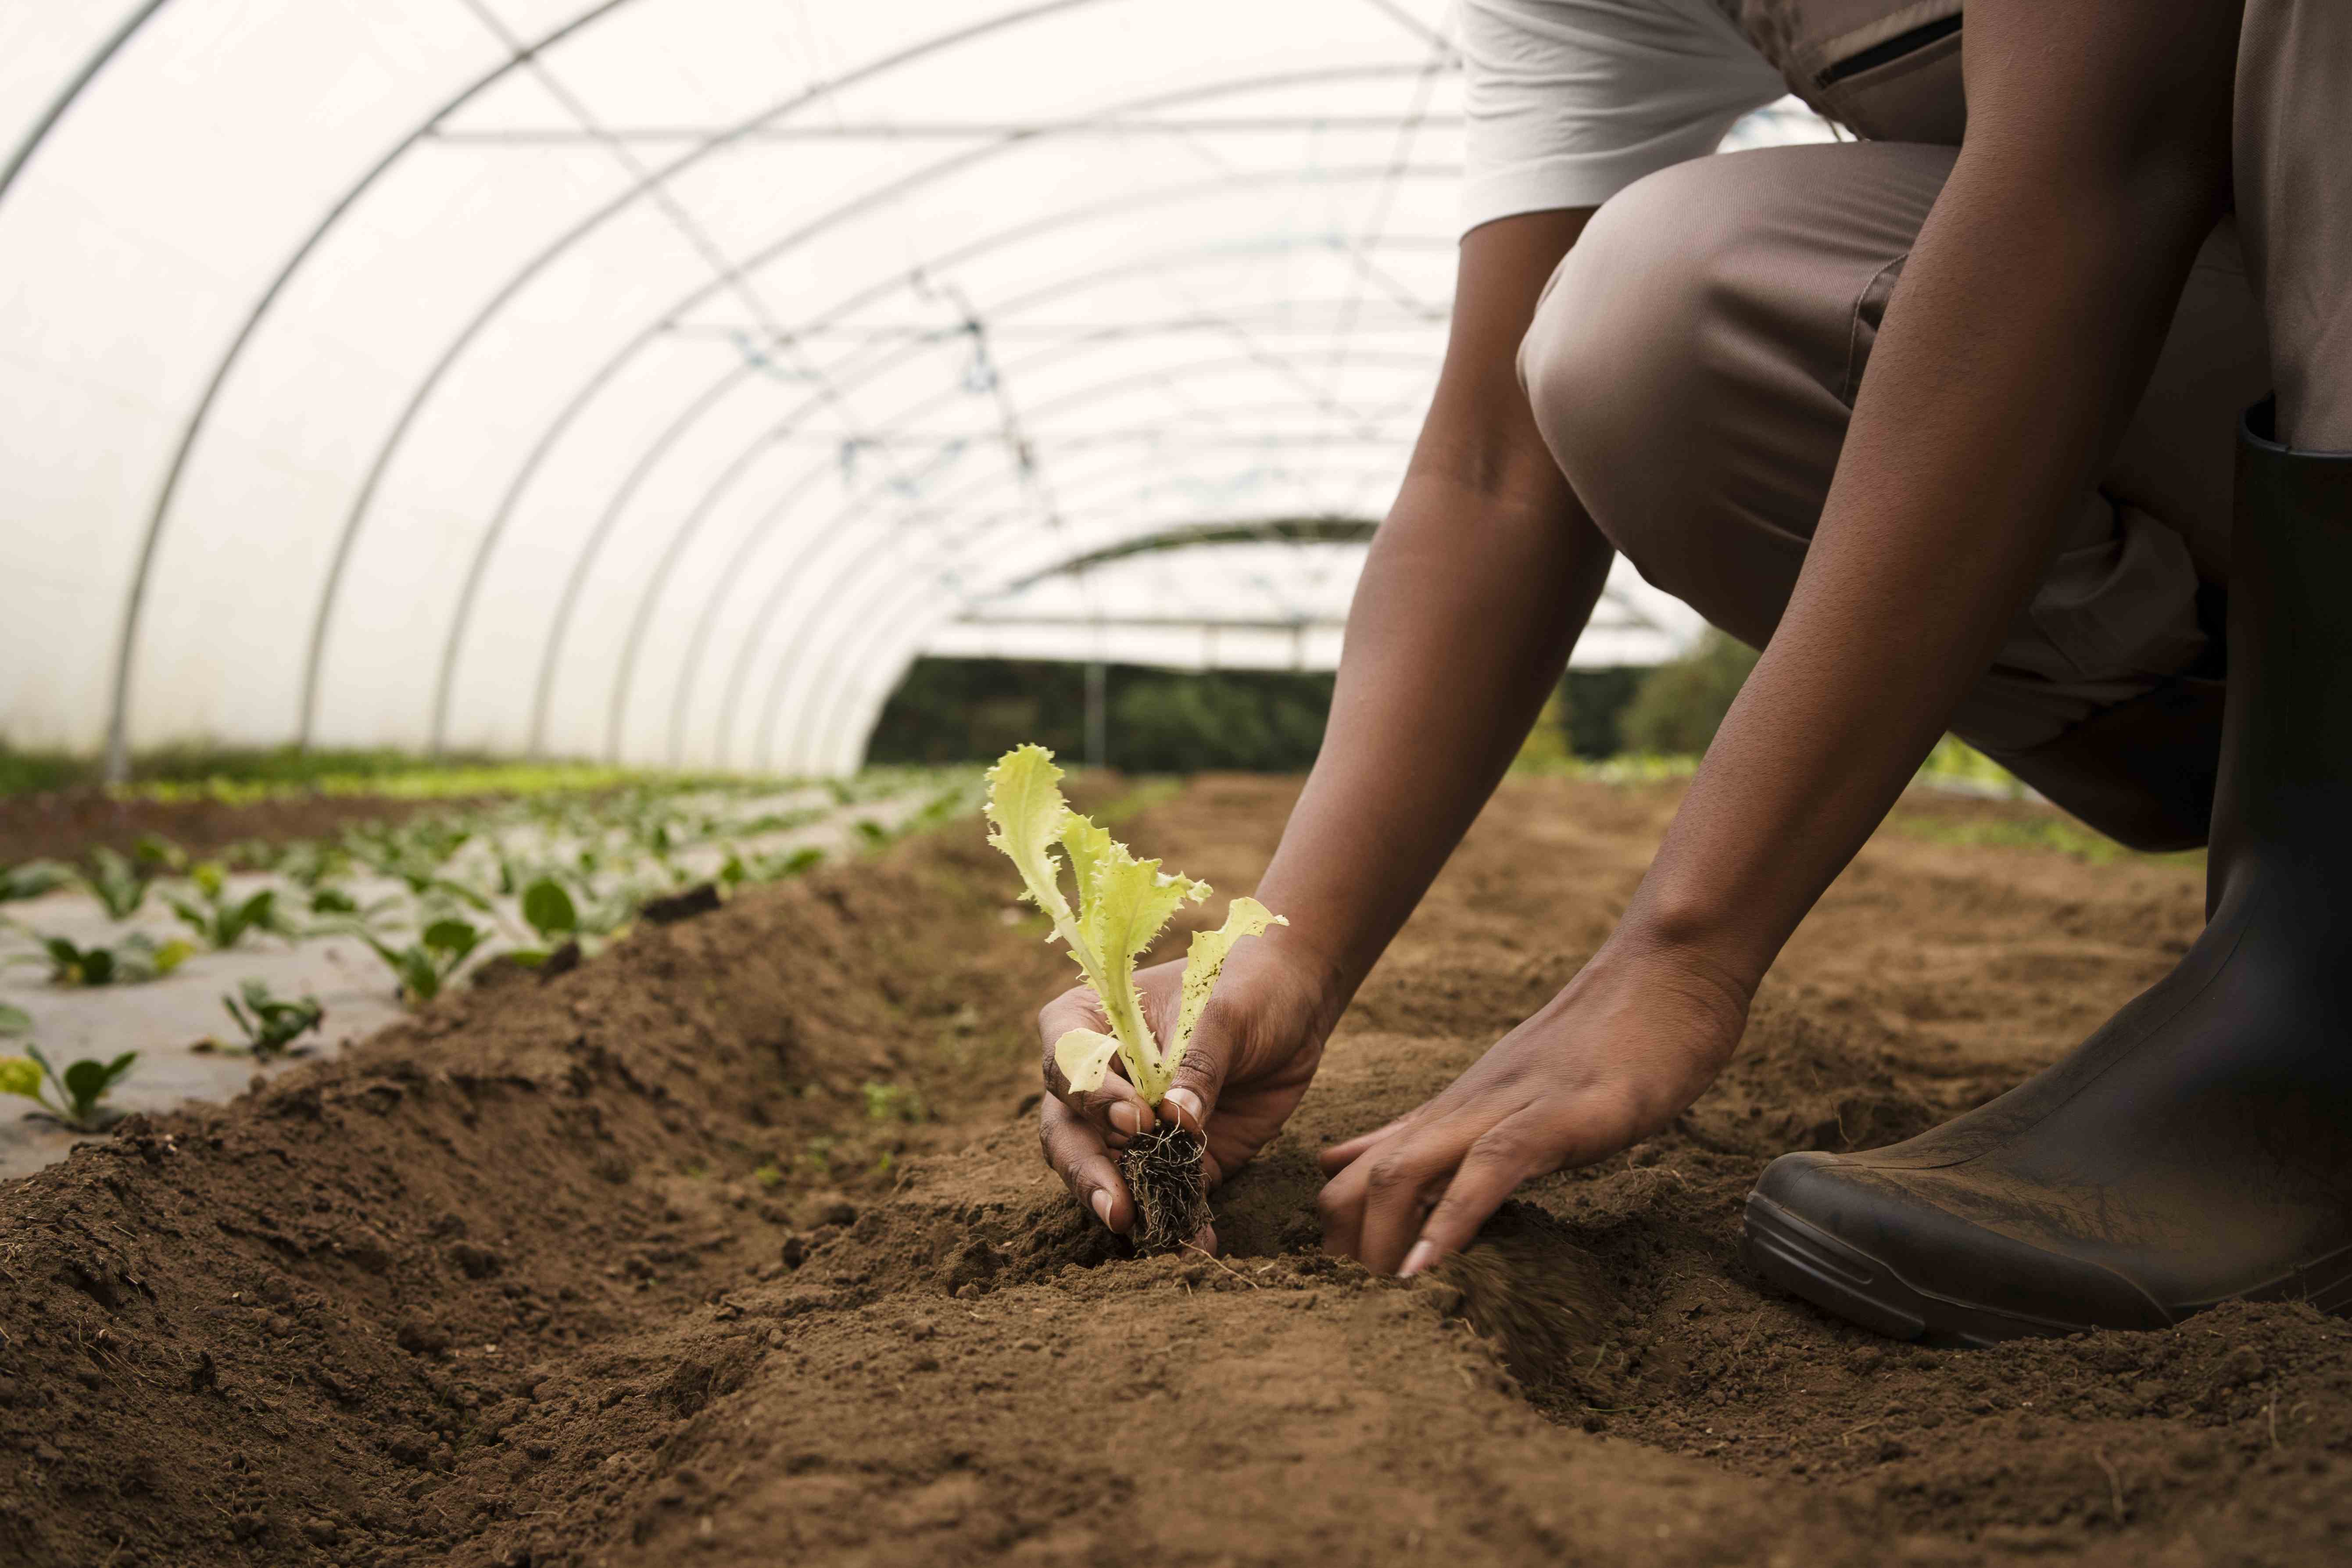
986 745 1283 1106
984 745 1284 1248
23 932 192 986
0 1044 138 1132
79 846 154 920
166 862 293 950
217 979 326 1057
1 860 72 903
359 917 487 1006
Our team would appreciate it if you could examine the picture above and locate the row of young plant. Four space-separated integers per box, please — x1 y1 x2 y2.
0 769 983 1133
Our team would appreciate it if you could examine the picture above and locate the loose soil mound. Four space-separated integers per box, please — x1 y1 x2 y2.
0 789 502 867
4 777 2346 1566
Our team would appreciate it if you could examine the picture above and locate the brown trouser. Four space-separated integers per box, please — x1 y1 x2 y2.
1518 1 2347 841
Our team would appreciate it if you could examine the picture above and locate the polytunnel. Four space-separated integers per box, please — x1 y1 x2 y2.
3 0 1826 778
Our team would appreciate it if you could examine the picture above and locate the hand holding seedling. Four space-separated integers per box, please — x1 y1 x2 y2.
987 746 1291 1251
1037 944 1331 1243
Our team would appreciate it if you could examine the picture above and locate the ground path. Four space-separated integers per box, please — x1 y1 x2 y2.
3 775 2343 1567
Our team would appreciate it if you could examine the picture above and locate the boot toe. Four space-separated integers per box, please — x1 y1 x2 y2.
1746 1151 2171 1343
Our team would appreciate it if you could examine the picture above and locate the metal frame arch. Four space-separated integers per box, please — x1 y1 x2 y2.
702 355 1438 768
804 521 1369 773
662 247 1450 767
0 0 172 208
273 0 1104 749
436 344 765 753
788 497 1383 773
440 79 1450 759
651 340 1428 767
514 166 1440 761
95 0 648 780
299 32 1427 752
507 354 771 753
696 347 1436 769
762 463 1396 771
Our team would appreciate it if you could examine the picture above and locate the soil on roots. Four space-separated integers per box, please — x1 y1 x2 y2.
5 773 2348 1567
1119 1123 1210 1254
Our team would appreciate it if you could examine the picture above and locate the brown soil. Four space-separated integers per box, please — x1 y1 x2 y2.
0 789 501 868
5 775 2347 1567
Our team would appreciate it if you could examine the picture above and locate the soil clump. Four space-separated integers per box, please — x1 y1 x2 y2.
4 774 2345 1566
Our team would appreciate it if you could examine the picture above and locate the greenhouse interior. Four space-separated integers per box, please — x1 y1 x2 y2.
5 3 2345 1565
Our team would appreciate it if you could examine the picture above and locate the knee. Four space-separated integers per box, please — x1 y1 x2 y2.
1517 156 1787 555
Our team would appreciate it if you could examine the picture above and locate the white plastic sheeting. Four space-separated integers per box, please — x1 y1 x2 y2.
1 0 1827 775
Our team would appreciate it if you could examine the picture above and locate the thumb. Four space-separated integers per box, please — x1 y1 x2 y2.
1158 1002 1235 1138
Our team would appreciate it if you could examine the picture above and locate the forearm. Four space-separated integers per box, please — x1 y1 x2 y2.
1619 2 2239 993
1257 475 1610 1002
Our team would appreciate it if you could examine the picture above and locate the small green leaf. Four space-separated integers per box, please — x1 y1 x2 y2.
61 1058 109 1115
0 1002 29 1037
521 878 579 941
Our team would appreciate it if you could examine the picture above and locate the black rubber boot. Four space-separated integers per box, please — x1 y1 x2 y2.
1744 402 2352 1344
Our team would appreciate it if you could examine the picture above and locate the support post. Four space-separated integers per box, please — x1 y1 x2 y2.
1085 659 1107 771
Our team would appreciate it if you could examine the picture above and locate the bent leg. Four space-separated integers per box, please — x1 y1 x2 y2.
1518 141 2270 846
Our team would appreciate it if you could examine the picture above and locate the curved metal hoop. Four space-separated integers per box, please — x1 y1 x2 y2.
433 75 1446 753
780 490 1385 774
633 235 1446 766
754 456 1405 771
97 0 646 779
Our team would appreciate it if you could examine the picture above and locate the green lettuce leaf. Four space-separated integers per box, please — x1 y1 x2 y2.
985 745 1281 1106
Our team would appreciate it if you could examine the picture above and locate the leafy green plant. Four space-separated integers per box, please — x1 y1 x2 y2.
984 745 1282 1106
359 917 487 1006
217 979 325 1057
500 876 585 967
165 862 291 950
1 859 72 903
862 1081 924 1123
719 845 824 888
79 846 158 919
0 1044 139 1132
23 932 193 987
307 883 404 932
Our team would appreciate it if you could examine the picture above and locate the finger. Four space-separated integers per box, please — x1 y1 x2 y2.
1316 1122 1457 1268
1317 1109 1422 1174
1160 996 1238 1137
1352 1130 1462 1275
1397 1113 1545 1277
1037 992 1151 1143
1039 1094 1132 1234
1078 1074 1156 1147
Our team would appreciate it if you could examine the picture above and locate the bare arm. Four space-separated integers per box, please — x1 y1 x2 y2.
1633 0 2241 991
1255 206 1610 1003
1323 0 2246 1273
1036 209 1615 1228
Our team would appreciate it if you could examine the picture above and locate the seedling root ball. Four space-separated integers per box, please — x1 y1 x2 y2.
1121 1124 1212 1255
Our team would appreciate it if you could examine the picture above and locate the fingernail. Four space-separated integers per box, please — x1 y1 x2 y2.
1090 1190 1114 1228
1164 1088 1203 1128
1399 1241 1441 1279
1108 1102 1142 1136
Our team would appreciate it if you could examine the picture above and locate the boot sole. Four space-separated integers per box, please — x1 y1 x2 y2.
1742 1192 2100 1346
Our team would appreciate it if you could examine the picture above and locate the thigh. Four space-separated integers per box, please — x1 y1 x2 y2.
1520 141 1952 655
1521 139 2266 752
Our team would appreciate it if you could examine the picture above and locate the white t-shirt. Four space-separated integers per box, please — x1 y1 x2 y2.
1458 0 1790 233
